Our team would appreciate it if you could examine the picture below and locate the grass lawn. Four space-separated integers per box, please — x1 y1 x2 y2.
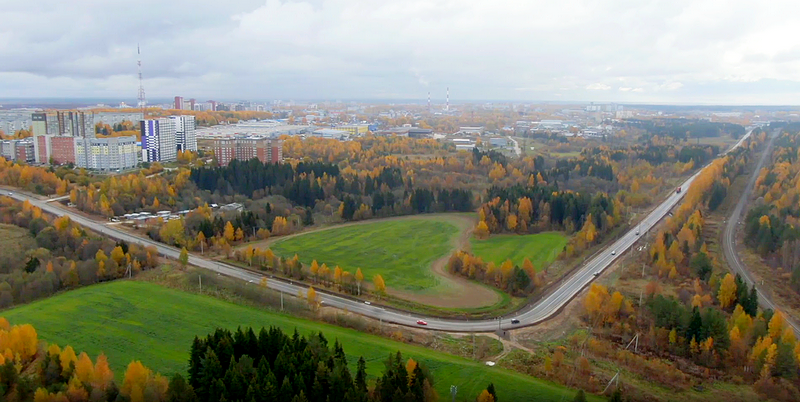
471 232 568 269
1 281 598 401
0 223 35 255
270 218 460 292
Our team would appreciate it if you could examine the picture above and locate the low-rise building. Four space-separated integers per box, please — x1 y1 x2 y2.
312 129 348 139
336 124 370 136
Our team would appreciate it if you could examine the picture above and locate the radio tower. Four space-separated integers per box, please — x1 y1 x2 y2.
137 44 147 118
446 87 450 112
427 91 431 112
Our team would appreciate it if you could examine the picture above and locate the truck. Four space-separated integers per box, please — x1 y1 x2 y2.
676 186 682 194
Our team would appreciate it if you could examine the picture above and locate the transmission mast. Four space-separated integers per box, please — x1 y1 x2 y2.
137 44 147 118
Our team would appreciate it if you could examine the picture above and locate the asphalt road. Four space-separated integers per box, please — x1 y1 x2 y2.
3 129 754 332
721 129 800 335
507 136 522 157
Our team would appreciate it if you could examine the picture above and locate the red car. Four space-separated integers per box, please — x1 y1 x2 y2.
416 320 428 326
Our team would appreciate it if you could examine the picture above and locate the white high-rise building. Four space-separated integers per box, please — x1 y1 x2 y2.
140 118 176 163
170 115 197 152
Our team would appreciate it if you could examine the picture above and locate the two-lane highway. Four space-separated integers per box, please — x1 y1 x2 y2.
3 128 754 332
721 129 800 336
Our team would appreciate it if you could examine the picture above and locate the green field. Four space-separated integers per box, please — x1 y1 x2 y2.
471 232 568 269
271 218 460 292
1 281 598 401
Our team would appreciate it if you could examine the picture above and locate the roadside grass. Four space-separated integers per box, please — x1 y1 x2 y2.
1 281 599 401
270 218 460 292
470 232 568 269
0 223 35 256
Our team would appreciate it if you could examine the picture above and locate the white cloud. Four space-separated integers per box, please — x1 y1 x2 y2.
1 0 800 103
587 83 611 91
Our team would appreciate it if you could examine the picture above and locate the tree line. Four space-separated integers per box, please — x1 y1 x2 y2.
0 198 159 309
621 119 746 140
447 252 542 296
188 326 445 402
743 129 800 294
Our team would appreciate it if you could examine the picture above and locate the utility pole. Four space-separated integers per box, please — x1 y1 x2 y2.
472 333 475 360
199 275 202 292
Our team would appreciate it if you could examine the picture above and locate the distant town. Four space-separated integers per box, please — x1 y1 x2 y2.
0 96 786 173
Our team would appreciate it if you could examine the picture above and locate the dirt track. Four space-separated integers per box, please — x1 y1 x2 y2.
240 214 501 309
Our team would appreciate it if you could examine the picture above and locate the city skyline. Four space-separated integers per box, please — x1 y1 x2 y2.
2 1 800 105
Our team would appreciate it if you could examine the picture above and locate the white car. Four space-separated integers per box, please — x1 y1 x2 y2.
364 301 371 305
611 250 616 255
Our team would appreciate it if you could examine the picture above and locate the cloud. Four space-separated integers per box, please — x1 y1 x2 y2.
587 83 611 91
1 0 800 103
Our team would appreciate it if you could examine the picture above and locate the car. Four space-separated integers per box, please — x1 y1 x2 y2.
611 250 616 255
7 191 12 196
511 318 520 324
635 230 640 235
364 301 371 305
416 320 427 326
593 272 601 277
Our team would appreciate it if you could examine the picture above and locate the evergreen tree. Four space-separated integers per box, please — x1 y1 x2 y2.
487 383 497 401
355 357 367 394
167 373 197 402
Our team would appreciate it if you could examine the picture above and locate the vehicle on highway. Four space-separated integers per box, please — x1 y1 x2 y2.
611 250 616 255
593 272 601 277
676 186 682 194
416 320 427 326
7 191 12 196
511 318 520 324
364 301 371 305
636 230 639 235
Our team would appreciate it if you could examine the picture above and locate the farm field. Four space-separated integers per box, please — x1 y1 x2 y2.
270 216 461 292
471 232 568 269
1 281 599 401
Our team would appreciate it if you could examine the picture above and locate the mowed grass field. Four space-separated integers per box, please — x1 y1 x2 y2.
471 232 568 269
1 281 599 401
270 218 460 292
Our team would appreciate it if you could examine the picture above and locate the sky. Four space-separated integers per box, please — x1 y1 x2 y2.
2 0 800 104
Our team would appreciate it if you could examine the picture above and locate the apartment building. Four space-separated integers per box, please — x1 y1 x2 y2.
75 136 138 171
32 111 94 164
170 115 197 152
140 118 177 163
210 137 282 166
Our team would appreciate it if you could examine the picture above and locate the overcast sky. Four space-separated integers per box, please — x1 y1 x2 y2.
2 0 800 104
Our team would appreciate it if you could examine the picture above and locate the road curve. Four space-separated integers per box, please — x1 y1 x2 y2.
3 130 754 332
721 129 800 335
